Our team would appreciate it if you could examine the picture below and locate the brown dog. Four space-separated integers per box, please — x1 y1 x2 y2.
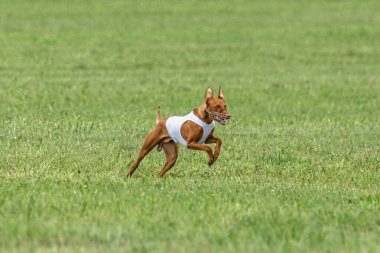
126 87 231 177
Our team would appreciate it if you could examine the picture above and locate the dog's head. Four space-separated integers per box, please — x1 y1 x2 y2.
205 86 231 125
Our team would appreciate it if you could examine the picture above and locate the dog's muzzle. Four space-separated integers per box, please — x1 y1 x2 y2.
206 109 231 125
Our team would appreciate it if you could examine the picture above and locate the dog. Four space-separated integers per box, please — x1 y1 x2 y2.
126 87 231 177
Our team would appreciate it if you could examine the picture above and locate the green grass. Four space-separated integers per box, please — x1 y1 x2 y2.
1 0 379 252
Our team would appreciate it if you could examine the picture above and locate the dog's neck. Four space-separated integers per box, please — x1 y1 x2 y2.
194 103 213 124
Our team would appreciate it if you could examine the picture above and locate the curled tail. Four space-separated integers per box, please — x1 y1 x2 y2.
156 106 161 124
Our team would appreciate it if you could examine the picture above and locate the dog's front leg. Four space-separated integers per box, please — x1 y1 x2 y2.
205 135 222 164
187 141 215 166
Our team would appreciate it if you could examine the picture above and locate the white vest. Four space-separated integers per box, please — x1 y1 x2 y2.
166 111 215 147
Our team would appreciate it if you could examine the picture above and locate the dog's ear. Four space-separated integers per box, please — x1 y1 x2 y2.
218 86 225 100
205 87 213 104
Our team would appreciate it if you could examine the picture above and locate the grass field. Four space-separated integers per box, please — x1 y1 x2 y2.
1 0 380 252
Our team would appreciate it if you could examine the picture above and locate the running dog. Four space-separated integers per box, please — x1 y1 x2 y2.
126 87 231 177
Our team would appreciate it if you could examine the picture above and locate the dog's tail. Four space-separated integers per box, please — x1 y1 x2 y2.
156 106 161 125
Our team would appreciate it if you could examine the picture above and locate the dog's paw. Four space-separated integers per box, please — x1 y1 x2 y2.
208 157 215 167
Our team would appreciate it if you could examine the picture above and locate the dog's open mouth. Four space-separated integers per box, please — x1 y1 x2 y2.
206 110 231 125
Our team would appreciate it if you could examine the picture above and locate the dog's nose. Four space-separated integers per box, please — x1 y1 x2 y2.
224 112 231 119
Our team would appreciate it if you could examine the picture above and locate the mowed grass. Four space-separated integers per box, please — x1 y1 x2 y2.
0 0 379 252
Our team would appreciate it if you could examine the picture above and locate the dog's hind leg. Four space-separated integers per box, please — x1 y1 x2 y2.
126 127 162 177
158 141 178 177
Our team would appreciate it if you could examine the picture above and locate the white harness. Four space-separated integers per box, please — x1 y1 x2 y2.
166 111 215 147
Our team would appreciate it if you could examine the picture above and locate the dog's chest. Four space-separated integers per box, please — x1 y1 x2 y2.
166 112 215 146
